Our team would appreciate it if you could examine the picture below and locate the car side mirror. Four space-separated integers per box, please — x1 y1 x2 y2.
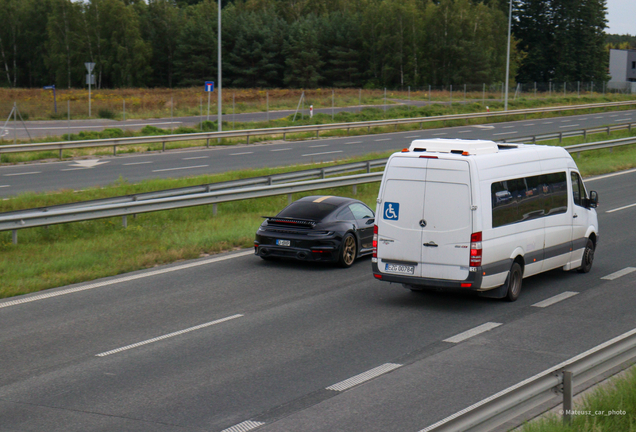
366 218 375 225
588 190 599 208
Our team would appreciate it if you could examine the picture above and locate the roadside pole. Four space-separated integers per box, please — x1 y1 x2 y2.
85 62 95 117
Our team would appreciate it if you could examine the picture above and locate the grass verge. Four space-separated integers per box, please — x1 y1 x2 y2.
518 365 636 432
0 128 635 299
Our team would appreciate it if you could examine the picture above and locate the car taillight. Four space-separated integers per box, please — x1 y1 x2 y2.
372 224 378 258
470 232 482 267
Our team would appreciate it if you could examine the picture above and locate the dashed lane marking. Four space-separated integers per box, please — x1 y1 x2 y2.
443 322 502 343
302 151 343 157
606 202 636 213
532 291 579 308
3 171 41 176
152 165 209 172
601 267 636 280
326 363 402 392
220 420 266 432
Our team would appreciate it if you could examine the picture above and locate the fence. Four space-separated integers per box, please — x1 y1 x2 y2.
421 327 636 432
1 100 635 157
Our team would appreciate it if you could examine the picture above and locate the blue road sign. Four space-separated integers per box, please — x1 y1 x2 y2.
204 81 214 92
43 85 55 90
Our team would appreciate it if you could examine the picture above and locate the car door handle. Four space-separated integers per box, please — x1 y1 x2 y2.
423 241 438 247
573 213 578 218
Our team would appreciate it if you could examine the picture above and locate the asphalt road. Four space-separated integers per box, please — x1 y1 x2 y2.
1 109 635 197
1 169 635 431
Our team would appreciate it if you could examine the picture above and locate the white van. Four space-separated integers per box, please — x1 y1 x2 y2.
372 139 599 301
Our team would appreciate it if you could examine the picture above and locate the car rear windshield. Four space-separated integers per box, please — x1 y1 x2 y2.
276 202 338 220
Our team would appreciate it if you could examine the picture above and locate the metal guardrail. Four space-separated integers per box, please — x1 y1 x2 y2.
1 100 635 156
1 135 635 244
501 121 635 147
0 158 388 219
421 328 636 432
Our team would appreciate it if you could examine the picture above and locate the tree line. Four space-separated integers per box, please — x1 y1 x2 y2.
0 0 610 90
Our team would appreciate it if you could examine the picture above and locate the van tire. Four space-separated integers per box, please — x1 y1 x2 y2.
577 239 595 273
504 262 523 302
337 233 357 268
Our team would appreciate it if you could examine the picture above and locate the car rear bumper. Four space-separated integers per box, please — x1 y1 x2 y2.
255 242 338 262
372 261 483 290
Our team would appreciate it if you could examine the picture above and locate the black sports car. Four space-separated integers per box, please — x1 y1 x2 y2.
254 196 376 267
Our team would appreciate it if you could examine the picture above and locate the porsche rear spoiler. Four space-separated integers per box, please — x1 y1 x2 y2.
262 216 317 228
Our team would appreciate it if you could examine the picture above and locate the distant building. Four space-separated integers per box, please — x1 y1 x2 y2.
608 49 636 92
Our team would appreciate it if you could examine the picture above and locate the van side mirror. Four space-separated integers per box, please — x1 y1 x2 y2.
586 190 599 209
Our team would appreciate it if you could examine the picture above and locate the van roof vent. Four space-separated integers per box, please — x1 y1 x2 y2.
408 138 499 155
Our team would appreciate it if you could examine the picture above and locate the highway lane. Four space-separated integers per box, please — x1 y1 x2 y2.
1 109 635 197
1 170 635 431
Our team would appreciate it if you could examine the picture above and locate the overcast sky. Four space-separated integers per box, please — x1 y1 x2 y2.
606 0 635 35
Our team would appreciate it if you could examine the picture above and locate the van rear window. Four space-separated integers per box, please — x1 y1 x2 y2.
491 172 567 228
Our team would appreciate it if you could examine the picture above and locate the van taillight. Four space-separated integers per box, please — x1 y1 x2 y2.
372 224 378 258
470 232 482 267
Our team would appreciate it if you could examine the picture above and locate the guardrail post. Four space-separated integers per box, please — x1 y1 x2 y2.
366 161 371 173
133 196 137 219
532 135 536 144
607 126 611 136
317 130 319 138
283 132 286 141
247 135 250 145
122 215 127 228
559 132 563 143
59 149 63 159
162 142 166 152
288 194 292 204
352 185 357 195
563 370 573 424
584 129 587 140
206 138 210 149
268 177 273 185
12 229 17 245
113 146 117 156
213 204 218 216
321 169 325 179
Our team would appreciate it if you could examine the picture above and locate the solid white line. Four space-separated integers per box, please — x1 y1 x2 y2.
326 363 402 391
559 124 580 128
96 314 243 357
601 267 636 281
406 136 420 138
585 168 636 182
532 291 579 308
0 250 254 309
374 138 391 141
443 322 502 343
302 151 343 156
270 148 292 152
123 161 153 166
616 118 631 122
60 168 88 172
309 144 329 148
433 132 447 136
344 141 362 144
220 420 266 432
152 164 208 172
4 171 41 176
523 124 536 126
0 185 9 188
503 125 515 128
493 131 518 136
606 202 636 213
182 156 209 160
230 152 253 156
594 116 603 119
458 130 472 133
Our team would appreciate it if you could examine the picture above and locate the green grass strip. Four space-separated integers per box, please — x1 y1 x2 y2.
519 365 636 432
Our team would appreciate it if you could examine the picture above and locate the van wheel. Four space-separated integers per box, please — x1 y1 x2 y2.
504 263 523 302
577 239 595 273
337 233 357 268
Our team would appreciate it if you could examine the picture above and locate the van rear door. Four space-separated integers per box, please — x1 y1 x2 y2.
377 157 429 277
420 159 473 281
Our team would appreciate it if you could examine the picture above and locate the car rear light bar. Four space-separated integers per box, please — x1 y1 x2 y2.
470 232 482 268
265 217 316 227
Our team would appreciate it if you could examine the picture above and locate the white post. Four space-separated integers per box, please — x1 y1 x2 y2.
207 91 210 122
266 91 269 123
504 0 512 111
67 100 71 140
88 78 92 117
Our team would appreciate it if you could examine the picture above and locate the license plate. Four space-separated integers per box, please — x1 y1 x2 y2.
276 239 291 247
385 263 415 275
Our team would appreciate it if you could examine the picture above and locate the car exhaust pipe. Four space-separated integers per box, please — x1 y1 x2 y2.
297 252 307 259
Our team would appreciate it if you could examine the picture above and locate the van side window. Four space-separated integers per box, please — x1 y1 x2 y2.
491 172 567 228
570 172 584 207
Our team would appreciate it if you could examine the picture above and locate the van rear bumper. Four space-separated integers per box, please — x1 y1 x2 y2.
372 262 483 290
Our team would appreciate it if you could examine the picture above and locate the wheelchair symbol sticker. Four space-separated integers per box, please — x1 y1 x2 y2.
383 202 400 220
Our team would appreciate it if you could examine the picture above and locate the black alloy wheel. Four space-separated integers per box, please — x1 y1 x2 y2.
577 239 595 273
504 262 523 302
338 233 357 268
